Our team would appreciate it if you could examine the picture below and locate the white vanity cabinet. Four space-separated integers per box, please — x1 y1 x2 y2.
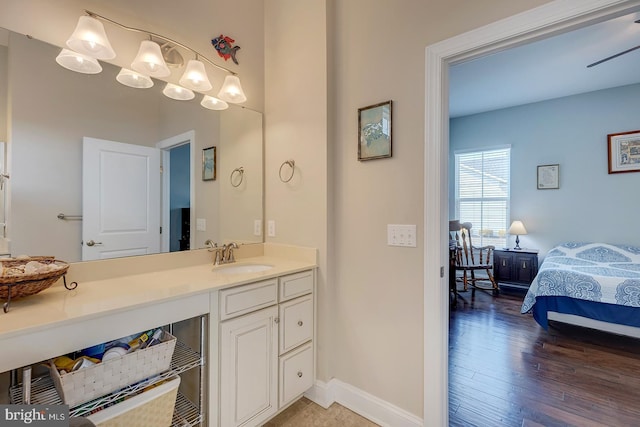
214 269 315 427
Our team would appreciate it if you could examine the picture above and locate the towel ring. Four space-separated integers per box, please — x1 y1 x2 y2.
230 167 244 187
279 160 295 183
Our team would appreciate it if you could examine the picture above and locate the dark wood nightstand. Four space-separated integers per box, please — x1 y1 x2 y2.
493 248 539 290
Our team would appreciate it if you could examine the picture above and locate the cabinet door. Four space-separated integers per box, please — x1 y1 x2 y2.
220 306 278 427
494 252 513 282
515 254 536 284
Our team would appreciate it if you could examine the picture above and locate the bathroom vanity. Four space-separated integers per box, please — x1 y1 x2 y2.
0 244 316 427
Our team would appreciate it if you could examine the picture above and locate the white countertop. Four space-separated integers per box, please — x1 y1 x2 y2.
0 254 316 342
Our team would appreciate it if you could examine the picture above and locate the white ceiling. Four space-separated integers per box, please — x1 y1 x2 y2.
449 10 640 118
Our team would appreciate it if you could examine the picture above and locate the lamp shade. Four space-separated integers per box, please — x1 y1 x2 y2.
116 68 154 88
200 95 229 110
131 40 171 78
217 75 247 103
163 83 195 101
179 59 212 91
66 16 116 60
55 49 102 74
508 220 528 235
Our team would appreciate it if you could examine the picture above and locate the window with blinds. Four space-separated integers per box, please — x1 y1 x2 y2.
455 147 510 248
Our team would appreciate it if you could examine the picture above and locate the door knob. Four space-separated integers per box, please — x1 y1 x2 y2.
86 240 103 247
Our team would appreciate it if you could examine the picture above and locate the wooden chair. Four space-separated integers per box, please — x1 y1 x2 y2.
451 222 498 293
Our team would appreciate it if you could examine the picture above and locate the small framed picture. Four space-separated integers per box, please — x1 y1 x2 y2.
358 100 392 161
537 164 559 189
608 130 640 174
202 146 216 181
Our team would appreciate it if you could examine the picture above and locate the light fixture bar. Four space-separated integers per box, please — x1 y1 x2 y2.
84 10 237 76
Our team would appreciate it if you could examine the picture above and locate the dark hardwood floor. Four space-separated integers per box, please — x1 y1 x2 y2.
449 287 640 427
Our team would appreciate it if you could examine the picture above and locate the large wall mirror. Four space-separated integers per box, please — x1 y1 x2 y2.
0 28 263 263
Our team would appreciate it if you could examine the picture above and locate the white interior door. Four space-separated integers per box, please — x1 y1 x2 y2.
82 137 161 261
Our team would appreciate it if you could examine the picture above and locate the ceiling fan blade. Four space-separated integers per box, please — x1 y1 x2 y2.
587 44 640 68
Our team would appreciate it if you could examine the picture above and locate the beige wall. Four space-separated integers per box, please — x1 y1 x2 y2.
265 0 552 419
264 0 329 380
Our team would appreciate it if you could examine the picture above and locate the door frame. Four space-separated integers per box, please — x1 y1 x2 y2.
423 0 640 424
157 130 196 253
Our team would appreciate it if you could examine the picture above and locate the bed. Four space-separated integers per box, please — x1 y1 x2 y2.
521 242 640 337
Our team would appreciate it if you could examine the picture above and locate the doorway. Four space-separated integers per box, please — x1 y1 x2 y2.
423 1 640 425
157 130 196 253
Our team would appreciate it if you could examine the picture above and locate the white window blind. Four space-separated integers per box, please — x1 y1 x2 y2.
455 147 510 247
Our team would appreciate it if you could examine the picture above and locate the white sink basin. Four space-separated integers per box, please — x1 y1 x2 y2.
213 263 274 274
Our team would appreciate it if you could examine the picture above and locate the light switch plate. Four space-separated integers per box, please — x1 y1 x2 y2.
196 218 206 231
267 220 276 237
254 220 262 236
387 224 417 247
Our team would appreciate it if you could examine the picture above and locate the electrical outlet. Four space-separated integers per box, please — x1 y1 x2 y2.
267 220 276 237
387 224 417 247
254 219 262 236
196 218 206 231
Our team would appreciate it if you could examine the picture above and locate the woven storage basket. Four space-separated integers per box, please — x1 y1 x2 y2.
49 331 177 407
86 376 180 427
0 256 69 299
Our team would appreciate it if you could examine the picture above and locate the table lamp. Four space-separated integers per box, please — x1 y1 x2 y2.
508 220 527 250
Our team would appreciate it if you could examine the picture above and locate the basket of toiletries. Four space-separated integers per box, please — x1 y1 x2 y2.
49 328 176 407
86 375 180 427
0 256 69 299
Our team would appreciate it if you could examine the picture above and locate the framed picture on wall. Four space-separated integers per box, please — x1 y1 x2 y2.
608 130 640 174
202 146 216 181
537 164 559 189
358 100 392 161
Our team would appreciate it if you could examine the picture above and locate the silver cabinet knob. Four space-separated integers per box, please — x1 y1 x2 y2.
86 240 103 247
297 371 303 378
297 320 303 326
274 317 280 324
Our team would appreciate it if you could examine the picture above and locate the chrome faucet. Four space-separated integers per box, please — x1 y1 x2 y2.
205 239 223 265
222 242 239 264
206 240 238 265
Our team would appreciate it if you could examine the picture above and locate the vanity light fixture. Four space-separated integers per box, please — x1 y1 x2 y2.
66 15 116 60
200 95 229 110
61 10 247 104
116 68 154 88
55 48 102 74
217 75 247 103
179 58 213 91
163 83 195 101
131 39 171 78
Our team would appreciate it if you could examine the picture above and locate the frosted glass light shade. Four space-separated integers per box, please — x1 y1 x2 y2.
508 220 527 235
116 68 154 88
179 60 212 91
217 75 247 103
55 49 102 74
66 16 116 60
131 40 170 78
163 83 194 101
200 95 229 110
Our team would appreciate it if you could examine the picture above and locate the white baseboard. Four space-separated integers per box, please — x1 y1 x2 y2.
305 379 423 427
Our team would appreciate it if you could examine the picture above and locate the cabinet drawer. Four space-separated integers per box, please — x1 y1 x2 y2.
279 270 313 302
279 295 313 354
219 279 278 320
279 343 314 407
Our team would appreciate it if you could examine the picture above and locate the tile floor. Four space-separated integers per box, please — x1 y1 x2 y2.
263 397 379 427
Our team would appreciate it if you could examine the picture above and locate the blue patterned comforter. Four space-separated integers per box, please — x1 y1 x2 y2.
521 242 640 314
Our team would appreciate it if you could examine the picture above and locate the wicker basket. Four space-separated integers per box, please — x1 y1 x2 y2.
49 331 177 407
0 256 70 300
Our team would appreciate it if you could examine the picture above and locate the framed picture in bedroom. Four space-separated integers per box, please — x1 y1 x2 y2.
358 100 392 161
608 130 640 174
537 164 559 189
